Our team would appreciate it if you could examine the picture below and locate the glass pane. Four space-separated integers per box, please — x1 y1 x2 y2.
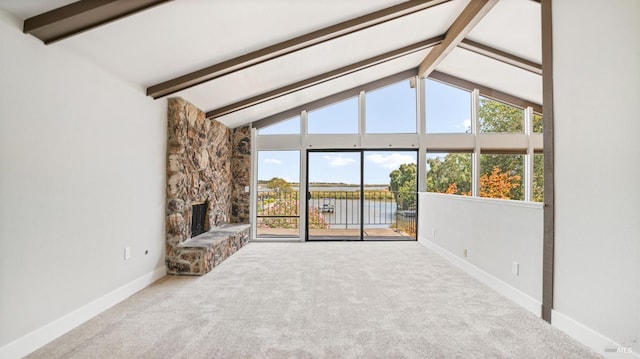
364 151 417 240
426 152 472 195
533 113 543 133
533 154 544 202
366 80 416 134
479 97 524 133
256 151 300 238
426 79 472 133
258 116 300 135
307 97 358 134
308 152 361 240
479 154 524 201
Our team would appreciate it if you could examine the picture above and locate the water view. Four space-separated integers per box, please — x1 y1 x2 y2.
257 185 416 240
257 150 418 240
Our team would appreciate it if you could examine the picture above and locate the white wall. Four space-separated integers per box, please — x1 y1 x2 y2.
0 8 166 357
552 0 640 353
418 193 543 315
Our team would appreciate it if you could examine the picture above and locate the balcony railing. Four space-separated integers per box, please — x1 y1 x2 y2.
256 190 416 238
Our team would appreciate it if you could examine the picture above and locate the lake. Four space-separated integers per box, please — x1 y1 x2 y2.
309 198 398 228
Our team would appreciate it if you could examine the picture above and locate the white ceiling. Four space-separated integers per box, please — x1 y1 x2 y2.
0 0 542 128
467 0 541 63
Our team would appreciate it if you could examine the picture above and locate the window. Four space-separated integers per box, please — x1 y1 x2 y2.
254 77 544 204
426 152 472 195
479 153 524 200
533 154 544 202
426 79 471 133
366 80 416 133
533 113 543 133
307 97 358 134
258 116 300 135
479 97 524 133
256 151 300 238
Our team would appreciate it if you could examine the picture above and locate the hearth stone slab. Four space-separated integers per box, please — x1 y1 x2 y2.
167 224 250 275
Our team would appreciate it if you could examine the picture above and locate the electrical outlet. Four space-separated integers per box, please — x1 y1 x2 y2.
124 247 131 260
512 261 519 276
463 248 468 258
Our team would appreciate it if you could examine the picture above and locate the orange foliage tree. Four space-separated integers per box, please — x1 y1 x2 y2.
442 182 470 196
479 167 521 199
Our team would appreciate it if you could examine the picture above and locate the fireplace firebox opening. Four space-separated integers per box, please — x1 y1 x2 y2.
191 201 208 237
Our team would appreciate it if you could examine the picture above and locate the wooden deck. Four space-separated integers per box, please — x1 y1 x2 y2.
256 227 414 240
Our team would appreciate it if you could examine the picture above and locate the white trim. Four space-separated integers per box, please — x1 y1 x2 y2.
417 76 427 192
524 106 534 202
298 114 307 242
0 266 166 359
358 90 366 140
419 237 542 317
250 127 258 243
472 89 480 197
552 310 639 358
250 239 302 243
422 191 543 209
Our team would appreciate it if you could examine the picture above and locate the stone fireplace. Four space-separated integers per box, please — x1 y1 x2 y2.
165 97 250 275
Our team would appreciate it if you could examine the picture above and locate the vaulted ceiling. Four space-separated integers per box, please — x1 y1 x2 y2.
0 0 542 128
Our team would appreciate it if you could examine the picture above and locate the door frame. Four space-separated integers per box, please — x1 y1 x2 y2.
305 148 419 242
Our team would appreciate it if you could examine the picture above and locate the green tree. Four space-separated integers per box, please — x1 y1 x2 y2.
426 153 471 195
533 113 543 133
479 97 524 133
422 98 542 201
478 98 526 200
266 177 292 193
390 163 417 210
533 154 544 202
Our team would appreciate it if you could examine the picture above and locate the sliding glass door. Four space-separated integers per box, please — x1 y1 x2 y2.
306 150 417 241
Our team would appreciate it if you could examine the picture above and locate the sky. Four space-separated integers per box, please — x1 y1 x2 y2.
258 150 417 185
257 79 472 184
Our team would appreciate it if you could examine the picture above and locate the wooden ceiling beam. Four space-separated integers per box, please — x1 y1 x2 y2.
458 39 542 75
23 0 171 44
147 0 451 99
206 36 444 119
418 0 498 78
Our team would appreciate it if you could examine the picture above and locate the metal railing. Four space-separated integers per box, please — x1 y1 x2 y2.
256 190 416 236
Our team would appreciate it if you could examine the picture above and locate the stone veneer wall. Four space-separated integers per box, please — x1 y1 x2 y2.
165 97 250 274
230 126 251 223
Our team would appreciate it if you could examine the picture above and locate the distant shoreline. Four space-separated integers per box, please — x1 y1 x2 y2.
258 181 389 187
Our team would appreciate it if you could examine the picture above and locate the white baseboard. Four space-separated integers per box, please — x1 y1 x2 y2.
418 237 542 317
552 310 639 358
0 266 166 359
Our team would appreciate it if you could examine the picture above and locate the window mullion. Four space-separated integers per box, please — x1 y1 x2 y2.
472 88 480 197
524 106 534 202
359 90 366 145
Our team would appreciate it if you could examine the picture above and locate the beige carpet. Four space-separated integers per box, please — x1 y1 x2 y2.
28 242 602 358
